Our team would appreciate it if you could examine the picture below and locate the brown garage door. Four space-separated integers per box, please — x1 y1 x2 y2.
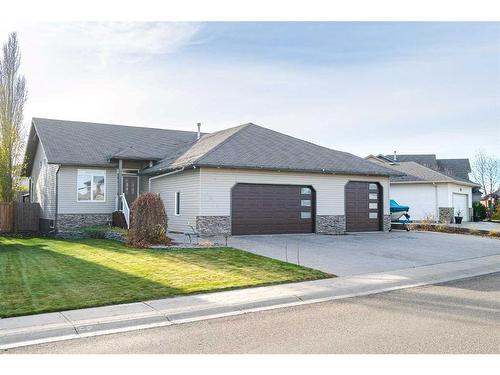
231 183 315 235
345 181 382 232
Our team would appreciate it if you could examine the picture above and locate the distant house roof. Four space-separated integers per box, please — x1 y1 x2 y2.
482 189 500 199
143 123 402 177
436 158 471 180
384 154 438 169
379 153 476 185
24 118 402 178
23 118 199 175
380 161 479 187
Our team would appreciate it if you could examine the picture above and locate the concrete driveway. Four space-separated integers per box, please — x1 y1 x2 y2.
227 231 500 276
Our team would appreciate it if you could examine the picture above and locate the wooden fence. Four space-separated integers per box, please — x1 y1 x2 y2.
0 202 40 233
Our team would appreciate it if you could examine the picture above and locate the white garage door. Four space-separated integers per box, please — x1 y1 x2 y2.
452 193 469 221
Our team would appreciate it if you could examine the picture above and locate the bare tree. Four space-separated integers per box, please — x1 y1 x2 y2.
471 150 499 196
485 156 499 195
0 32 27 202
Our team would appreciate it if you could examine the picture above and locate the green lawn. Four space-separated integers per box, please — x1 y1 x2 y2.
0 236 329 317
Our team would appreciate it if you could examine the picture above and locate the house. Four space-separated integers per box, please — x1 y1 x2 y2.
23 118 401 236
481 189 500 211
366 153 480 223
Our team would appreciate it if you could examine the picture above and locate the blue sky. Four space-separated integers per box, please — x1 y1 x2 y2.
1 22 499 159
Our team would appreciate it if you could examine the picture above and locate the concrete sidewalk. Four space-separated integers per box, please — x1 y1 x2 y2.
2 254 500 350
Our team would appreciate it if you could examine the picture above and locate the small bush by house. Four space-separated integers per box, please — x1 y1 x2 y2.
492 206 500 221
128 192 169 248
472 202 487 221
82 225 128 241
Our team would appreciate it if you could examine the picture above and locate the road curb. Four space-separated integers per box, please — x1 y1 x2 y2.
2 255 500 350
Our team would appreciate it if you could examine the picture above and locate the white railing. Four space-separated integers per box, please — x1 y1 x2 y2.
121 194 130 228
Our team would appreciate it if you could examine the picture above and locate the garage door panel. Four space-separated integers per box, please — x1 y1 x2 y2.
345 181 382 232
231 183 314 235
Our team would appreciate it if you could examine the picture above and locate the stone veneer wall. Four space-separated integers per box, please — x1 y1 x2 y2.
438 207 454 224
383 214 392 232
57 213 112 231
196 216 231 236
315 215 346 234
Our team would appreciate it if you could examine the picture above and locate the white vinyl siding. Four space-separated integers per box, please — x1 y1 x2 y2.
58 166 117 214
390 182 473 221
30 143 58 219
149 169 200 233
390 184 441 221
199 168 390 216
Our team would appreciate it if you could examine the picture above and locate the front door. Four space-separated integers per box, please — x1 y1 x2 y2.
123 175 138 206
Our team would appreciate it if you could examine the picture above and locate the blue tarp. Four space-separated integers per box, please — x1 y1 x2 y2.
390 199 409 213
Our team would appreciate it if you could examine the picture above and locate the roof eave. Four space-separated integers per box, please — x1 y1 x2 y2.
192 163 399 177
391 180 480 187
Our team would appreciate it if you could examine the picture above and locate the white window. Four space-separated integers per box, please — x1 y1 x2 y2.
369 183 378 190
369 193 378 200
369 212 378 219
301 212 311 219
369 202 378 209
77 170 106 202
175 192 181 216
301 200 311 207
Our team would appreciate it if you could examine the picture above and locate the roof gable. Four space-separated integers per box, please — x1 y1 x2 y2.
29 118 199 168
162 123 401 176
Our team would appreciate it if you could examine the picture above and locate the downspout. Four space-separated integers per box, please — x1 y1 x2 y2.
433 182 438 223
118 159 123 210
53 165 60 234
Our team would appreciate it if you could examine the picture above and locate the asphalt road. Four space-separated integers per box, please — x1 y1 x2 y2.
6 272 500 354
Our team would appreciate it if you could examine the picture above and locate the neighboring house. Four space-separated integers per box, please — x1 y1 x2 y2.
481 189 500 210
366 154 480 223
23 118 401 235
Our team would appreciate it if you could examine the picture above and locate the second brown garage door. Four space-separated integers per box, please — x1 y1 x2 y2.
231 183 315 235
345 181 382 232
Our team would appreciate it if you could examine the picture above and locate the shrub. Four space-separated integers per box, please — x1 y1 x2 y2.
82 225 128 241
492 208 500 221
128 193 169 248
472 202 487 221
489 230 500 238
82 225 108 239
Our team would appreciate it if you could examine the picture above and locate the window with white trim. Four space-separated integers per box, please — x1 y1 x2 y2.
77 170 106 202
175 191 181 215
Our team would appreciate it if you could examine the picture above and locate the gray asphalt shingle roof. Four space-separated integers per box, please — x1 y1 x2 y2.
384 154 438 169
436 158 471 180
382 161 479 186
26 118 401 177
29 117 199 166
381 154 474 183
145 123 402 176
